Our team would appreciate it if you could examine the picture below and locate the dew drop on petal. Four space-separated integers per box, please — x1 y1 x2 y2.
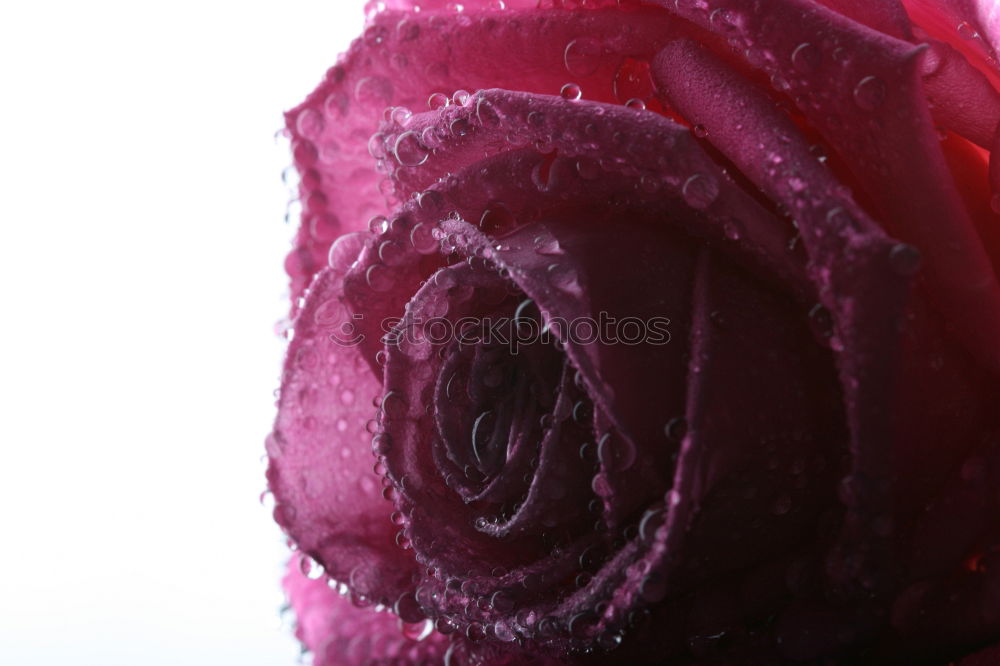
366 264 395 292
355 76 393 108
428 92 450 110
664 416 687 442
564 37 603 77
494 622 516 642
791 42 820 73
853 75 886 111
682 173 719 209
295 108 324 139
393 131 429 167
328 232 367 272
410 222 439 254
369 215 390 234
957 21 980 40
597 432 636 472
560 82 582 101
450 118 472 137
476 97 501 128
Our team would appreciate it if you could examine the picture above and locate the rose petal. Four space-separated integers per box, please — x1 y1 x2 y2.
902 0 1000 74
268 263 419 606
916 29 1000 148
960 642 1000 666
283 553 449 666
650 0 1000 375
817 0 913 38
282 6 678 306
380 90 809 295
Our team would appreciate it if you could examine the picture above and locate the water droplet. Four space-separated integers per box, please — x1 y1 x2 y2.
597 630 624 651
664 417 687 442
361 23 386 47
466 622 486 641
682 173 719 209
591 472 611 496
394 591 425 623
560 82 582 101
639 506 665 542
372 433 393 455
853 75 886 111
402 618 434 641
450 117 471 137
476 97 501 128
791 42 820 73
367 132 388 159
396 18 420 41
624 97 646 111
479 202 514 233
295 108 324 139
366 264 395 292
390 106 413 126
709 7 743 33
564 37 603 77
692 124 709 138
597 432 636 472
410 222 439 254
639 572 667 602
576 158 601 180
369 215 389 234
494 621 516 642
393 131 428 167
888 243 921 275
328 232 366 272
472 410 496 464
452 89 471 105
355 76 393 108
957 21 980 40
427 92 450 110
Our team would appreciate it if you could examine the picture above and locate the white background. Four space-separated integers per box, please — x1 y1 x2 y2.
0 1 363 664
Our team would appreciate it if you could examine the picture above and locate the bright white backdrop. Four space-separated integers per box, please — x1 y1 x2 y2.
0 2 364 664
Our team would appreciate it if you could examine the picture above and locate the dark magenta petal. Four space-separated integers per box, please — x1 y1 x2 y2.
283 553 449 666
816 0 913 38
438 215 697 527
649 0 1000 374
378 89 809 294
960 642 1000 666
268 262 418 606
653 38 915 594
576 249 843 645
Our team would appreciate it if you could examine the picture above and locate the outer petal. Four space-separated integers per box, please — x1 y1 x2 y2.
281 7 678 305
283 553 449 666
268 248 419 607
646 0 1000 374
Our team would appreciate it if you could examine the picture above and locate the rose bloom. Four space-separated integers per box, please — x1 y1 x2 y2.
265 0 1000 664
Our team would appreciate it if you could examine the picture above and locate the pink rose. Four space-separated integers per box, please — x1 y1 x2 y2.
267 1 1000 663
